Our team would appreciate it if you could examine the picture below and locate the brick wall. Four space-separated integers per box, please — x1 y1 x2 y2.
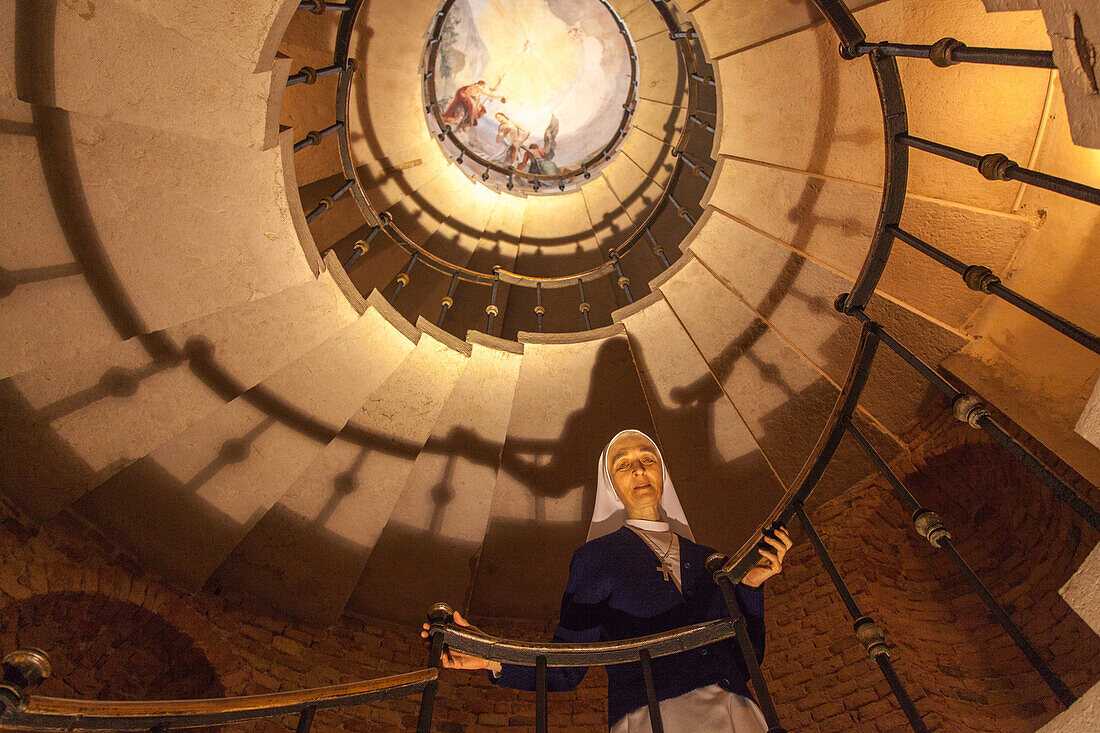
1 411 1098 732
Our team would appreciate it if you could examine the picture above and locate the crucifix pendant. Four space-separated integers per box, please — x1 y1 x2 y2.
657 560 671 582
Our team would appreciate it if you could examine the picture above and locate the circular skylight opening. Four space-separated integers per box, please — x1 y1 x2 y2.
423 0 637 195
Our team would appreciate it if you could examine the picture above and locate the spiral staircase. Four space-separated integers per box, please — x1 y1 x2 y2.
2 0 1100 730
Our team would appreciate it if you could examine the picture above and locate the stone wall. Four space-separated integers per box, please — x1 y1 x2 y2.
2 412 1099 732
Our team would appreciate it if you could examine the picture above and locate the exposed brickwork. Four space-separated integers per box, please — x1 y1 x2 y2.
761 410 1100 732
1 410 1098 732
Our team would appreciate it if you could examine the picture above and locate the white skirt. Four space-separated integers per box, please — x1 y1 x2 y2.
610 684 767 733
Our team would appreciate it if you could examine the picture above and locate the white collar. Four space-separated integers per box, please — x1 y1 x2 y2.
625 518 671 533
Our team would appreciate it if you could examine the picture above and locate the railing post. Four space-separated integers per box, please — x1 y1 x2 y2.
644 230 671 269
390 253 418 305
437 273 460 327
534 282 545 333
609 252 633 304
295 705 316 733
638 649 665 733
485 272 500 335
709 567 786 733
0 650 51 719
293 121 345 152
343 226 380 272
576 279 592 330
535 655 548 733
843 418 1078 708
667 193 695 226
417 603 453 733
793 505 929 732
305 179 354 223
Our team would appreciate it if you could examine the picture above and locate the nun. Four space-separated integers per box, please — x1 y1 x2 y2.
422 429 792 731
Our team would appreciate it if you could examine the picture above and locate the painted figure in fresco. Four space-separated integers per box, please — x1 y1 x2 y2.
442 80 506 132
494 112 531 168
520 116 561 178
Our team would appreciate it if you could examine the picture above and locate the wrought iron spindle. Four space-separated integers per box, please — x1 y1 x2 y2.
609 252 633 304
293 122 345 152
843 418 1077 708
534 282 545 333
710 565 785 733
486 274 500 335
667 193 696 226
390 253 418 305
678 153 711 182
689 72 716 87
638 649 665 733
535 655 548 733
888 226 1100 354
287 59 354 86
295 705 316 733
844 305 1100 530
793 505 928 733
899 134 1100 205
688 115 716 134
644 230 671 269
437 273 460 327
845 39 1054 68
416 604 450 733
305 179 354 223
299 0 353 13
342 226 381 272
577 279 592 330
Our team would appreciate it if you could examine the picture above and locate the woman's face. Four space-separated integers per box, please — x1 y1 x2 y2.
606 433 663 518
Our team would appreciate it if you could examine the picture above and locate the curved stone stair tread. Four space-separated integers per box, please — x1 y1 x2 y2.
601 154 667 222
684 207 967 436
656 253 901 499
614 294 786 549
0 269 359 521
72 301 416 590
713 0 1052 213
707 156 1036 331
119 0 300 74
621 0 673 42
635 32 685 106
632 99 688 150
580 175 666 292
467 325 659 618
620 128 678 186
385 165 497 246
213 319 469 623
688 0 880 61
7 0 288 151
520 193 615 250
605 0 649 20
356 142 455 217
349 335 526 623
0 108 314 379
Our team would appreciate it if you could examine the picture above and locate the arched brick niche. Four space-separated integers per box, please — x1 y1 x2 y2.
1 591 223 708
762 437 1100 732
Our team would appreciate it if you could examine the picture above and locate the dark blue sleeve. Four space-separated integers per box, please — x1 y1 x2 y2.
490 548 604 692
735 583 766 663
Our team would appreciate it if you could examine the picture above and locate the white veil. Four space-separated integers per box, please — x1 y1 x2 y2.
586 429 693 542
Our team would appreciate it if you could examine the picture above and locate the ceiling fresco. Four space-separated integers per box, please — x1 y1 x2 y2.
428 0 635 191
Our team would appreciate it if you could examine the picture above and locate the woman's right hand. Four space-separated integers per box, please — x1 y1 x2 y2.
420 610 503 675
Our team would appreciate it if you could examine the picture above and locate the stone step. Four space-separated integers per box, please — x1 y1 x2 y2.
212 318 468 624
0 269 359 521
468 325 656 618
0 100 314 379
3 0 288 150
635 32 685 107
621 0 671 42
614 293 787 550
118 0 299 74
712 0 1052 214
684 207 968 437
350 333 526 624
655 252 901 500
72 297 416 590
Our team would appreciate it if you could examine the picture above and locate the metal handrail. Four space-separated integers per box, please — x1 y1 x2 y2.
332 0 711 292
421 0 639 188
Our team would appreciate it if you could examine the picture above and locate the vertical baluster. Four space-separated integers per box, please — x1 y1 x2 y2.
638 649 665 733
534 282 545 333
417 604 452 733
342 226 381 272
296 705 317 733
306 179 354 223
390 253 418 305
712 570 786 732
609 252 633 304
644 230 671 269
577 279 592 330
793 505 928 732
485 275 500 335
535 655 548 733
843 419 1077 708
667 193 695 226
437 272 460 327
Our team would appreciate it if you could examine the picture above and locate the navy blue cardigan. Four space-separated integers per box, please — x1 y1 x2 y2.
490 526 765 728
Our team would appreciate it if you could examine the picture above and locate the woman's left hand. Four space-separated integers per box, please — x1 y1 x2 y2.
741 527 793 588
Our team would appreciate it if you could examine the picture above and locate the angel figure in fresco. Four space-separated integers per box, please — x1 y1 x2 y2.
494 112 531 168
442 79 506 132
